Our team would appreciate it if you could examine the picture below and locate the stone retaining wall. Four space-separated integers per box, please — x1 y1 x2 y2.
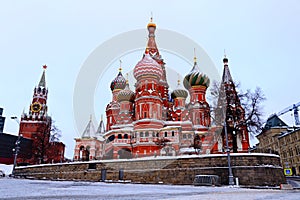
15 153 286 186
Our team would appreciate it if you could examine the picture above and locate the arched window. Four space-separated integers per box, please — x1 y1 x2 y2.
124 134 128 139
172 131 175 137
145 131 149 137
140 132 144 137
107 135 115 143
164 132 168 137
118 134 122 139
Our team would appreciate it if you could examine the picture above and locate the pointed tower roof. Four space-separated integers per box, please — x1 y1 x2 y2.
264 114 288 130
81 116 96 138
146 17 160 61
96 114 106 134
221 56 233 84
38 65 47 88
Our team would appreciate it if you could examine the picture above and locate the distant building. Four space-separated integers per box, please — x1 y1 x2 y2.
278 128 300 176
256 114 300 175
0 133 32 164
0 108 5 133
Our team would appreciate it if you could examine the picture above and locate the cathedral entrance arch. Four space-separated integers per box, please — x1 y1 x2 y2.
79 145 90 161
118 148 132 159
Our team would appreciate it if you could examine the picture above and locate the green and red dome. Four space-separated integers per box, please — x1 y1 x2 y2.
183 61 210 89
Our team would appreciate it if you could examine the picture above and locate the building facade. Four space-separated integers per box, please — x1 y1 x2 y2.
256 114 300 175
0 108 5 133
18 65 65 165
74 19 250 161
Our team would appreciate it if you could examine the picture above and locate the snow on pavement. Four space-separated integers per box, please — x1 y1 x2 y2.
0 178 299 200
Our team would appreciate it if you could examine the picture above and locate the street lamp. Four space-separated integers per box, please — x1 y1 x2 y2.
12 134 22 177
10 116 21 177
217 102 235 186
11 116 20 125
224 119 234 186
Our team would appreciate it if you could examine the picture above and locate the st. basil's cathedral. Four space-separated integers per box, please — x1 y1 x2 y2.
73 19 250 161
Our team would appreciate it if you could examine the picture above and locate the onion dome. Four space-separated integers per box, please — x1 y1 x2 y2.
147 16 156 28
117 81 135 102
110 69 126 91
171 79 188 99
223 57 228 64
133 51 163 81
183 56 210 89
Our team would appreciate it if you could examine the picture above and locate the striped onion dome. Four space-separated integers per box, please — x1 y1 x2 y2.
171 80 188 99
133 51 163 81
183 60 210 89
110 71 126 91
117 82 135 102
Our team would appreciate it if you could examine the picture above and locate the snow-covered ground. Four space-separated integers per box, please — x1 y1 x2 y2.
0 164 13 176
0 178 299 200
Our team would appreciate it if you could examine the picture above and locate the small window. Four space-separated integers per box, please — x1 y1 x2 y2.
188 134 192 139
118 134 122 139
183 134 186 139
172 131 175 137
156 132 159 137
124 134 128 139
140 132 144 137
164 132 168 137
145 131 149 137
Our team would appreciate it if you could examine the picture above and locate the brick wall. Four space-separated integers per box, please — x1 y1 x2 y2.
15 153 285 186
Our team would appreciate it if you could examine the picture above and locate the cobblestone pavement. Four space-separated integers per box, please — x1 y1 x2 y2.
0 178 300 200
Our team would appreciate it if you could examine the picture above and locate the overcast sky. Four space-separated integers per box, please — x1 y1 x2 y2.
1 0 300 158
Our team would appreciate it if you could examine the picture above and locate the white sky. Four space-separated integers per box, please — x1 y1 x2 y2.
1 0 300 158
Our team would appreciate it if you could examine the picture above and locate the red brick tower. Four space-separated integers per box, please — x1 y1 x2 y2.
170 79 189 121
133 50 164 129
116 77 135 125
19 65 52 164
183 56 211 131
106 65 126 131
145 18 169 120
217 56 250 152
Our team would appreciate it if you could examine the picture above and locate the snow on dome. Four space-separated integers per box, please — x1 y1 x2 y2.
117 82 135 102
110 71 126 91
133 53 163 81
183 61 210 89
171 80 188 99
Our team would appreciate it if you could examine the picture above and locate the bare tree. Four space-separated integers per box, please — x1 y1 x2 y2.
155 138 172 156
50 121 62 142
209 81 266 136
238 87 266 135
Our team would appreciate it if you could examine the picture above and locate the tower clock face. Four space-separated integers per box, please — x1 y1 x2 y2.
30 102 42 113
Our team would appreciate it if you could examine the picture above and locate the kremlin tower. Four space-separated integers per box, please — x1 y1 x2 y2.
18 65 65 165
73 18 250 160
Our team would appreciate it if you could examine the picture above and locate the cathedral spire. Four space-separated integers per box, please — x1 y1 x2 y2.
222 55 233 84
38 65 47 88
82 116 96 138
146 16 160 59
193 48 197 64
